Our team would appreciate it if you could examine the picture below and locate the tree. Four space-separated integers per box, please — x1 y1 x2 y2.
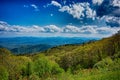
34 57 52 77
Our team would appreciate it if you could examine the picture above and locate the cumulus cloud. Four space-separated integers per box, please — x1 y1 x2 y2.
51 1 61 8
96 26 119 34
112 0 120 7
0 21 44 33
80 26 98 34
94 0 120 27
0 21 120 37
49 1 96 20
63 25 80 33
105 16 120 27
59 3 85 19
0 21 10 31
92 0 103 5
44 25 62 32
95 0 120 17
49 0 120 27
59 2 96 20
85 5 96 20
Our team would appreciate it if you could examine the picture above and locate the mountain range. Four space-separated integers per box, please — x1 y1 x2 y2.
0 37 99 54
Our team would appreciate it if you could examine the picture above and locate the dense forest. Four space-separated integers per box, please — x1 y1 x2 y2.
0 33 120 80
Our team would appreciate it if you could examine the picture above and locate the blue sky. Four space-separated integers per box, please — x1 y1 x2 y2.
0 0 94 26
0 0 120 37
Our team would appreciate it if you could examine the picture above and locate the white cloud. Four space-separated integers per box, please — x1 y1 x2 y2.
0 22 45 33
105 16 120 27
58 2 96 20
0 21 120 37
80 26 98 34
0 21 10 26
96 27 120 34
63 25 80 33
86 6 96 20
49 1 96 20
31 4 39 11
30 25 45 32
0 21 10 31
48 1 119 27
51 1 61 8
44 25 62 32
59 3 85 19
0 25 8 31
92 0 103 5
112 0 120 7
92 0 120 27
31 4 37 9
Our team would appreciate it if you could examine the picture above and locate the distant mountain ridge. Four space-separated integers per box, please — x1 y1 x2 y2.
0 37 99 54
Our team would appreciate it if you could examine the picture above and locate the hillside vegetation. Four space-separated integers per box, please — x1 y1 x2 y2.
11 44 52 54
0 33 120 80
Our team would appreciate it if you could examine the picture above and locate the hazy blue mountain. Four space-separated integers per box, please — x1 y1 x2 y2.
0 37 99 54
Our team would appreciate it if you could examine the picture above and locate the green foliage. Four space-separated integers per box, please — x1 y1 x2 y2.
34 56 52 77
50 61 64 74
33 54 64 77
0 66 8 80
93 57 113 70
29 74 40 80
0 48 11 56
94 57 120 71
21 61 34 78
108 58 120 71
44 70 120 80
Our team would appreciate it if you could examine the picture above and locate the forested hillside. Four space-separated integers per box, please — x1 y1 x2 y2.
11 44 52 54
0 33 120 80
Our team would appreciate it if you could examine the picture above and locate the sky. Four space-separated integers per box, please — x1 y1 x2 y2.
0 0 120 37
